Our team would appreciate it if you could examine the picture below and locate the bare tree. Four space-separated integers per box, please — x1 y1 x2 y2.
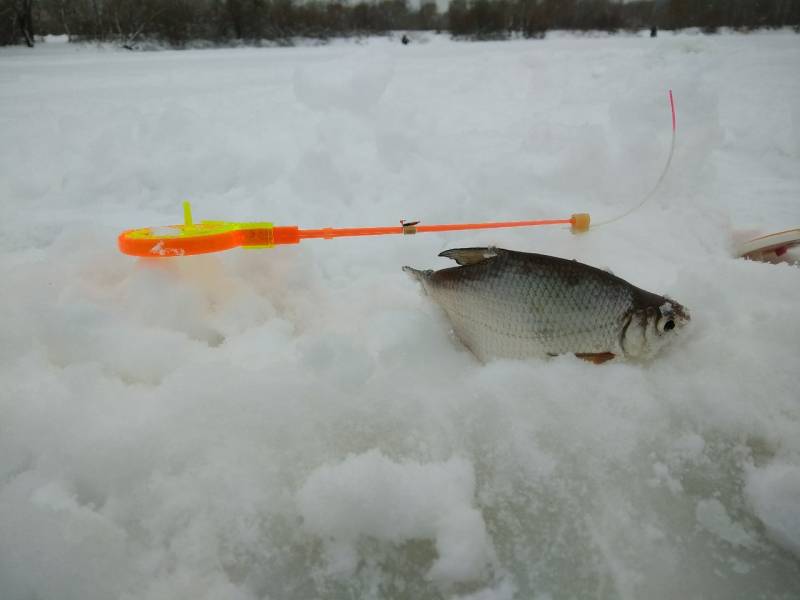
108 0 165 48
2 0 36 46
52 0 73 39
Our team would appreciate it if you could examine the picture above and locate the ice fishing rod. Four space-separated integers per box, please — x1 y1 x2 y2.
118 202 591 258
117 91 675 258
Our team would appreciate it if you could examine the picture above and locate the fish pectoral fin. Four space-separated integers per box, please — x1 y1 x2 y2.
575 352 616 364
439 247 500 266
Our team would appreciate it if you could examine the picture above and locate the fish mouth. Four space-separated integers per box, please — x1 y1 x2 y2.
670 300 691 324
660 298 690 328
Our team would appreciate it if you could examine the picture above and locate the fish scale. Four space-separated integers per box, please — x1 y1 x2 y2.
404 248 689 362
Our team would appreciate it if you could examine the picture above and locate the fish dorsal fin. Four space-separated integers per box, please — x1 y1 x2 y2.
438 247 499 266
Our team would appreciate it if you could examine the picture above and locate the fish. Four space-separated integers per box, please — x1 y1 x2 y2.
403 247 690 363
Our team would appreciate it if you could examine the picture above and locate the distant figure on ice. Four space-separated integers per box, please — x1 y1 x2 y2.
650 26 657 38
402 34 410 45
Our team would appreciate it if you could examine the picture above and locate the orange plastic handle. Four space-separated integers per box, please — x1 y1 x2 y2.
118 226 300 257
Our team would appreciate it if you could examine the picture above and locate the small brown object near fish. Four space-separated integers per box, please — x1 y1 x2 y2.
404 247 690 363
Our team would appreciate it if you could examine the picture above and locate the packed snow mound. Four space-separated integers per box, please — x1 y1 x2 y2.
1 31 800 600
298 450 493 583
745 463 800 557
293 51 395 113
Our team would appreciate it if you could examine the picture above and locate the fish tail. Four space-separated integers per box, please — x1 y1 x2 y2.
403 267 435 296
402 266 433 282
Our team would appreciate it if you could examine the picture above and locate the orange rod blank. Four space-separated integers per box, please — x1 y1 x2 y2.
297 218 575 240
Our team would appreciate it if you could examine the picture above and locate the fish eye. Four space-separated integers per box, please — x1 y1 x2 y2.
656 316 676 334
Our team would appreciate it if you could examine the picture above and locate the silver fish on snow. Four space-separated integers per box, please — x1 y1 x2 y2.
403 247 690 363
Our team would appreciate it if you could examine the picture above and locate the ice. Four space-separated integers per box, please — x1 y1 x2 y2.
1 31 800 599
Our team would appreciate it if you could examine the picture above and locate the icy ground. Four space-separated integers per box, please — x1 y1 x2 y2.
1 31 799 600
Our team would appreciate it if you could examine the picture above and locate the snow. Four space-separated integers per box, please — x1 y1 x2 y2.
1 31 800 599
297 450 492 583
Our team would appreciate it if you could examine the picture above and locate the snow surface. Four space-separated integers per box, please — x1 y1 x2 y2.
1 31 800 600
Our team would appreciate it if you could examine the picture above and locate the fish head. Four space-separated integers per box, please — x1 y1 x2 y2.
621 296 690 359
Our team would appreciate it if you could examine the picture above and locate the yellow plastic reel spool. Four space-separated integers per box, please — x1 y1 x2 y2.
119 202 276 257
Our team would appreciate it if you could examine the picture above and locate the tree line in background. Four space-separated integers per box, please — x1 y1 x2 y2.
2 0 798 48
450 0 799 38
